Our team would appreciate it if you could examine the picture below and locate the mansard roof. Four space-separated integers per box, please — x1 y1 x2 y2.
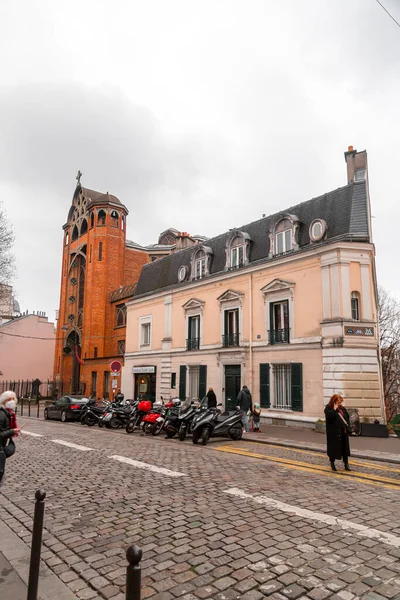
134 181 370 298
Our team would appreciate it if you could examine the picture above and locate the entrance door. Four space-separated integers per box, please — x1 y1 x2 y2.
225 365 241 411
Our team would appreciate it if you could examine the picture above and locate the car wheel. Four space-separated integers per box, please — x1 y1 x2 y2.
60 411 67 423
44 408 49 420
201 428 210 446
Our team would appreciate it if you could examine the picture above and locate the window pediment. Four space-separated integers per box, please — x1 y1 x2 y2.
182 298 205 313
217 289 244 305
261 279 295 297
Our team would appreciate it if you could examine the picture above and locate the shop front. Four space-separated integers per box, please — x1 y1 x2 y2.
132 366 157 402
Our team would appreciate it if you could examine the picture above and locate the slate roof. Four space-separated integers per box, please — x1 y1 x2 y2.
134 181 370 298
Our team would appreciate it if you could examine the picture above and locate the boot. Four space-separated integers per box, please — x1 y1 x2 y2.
344 462 351 471
330 460 337 472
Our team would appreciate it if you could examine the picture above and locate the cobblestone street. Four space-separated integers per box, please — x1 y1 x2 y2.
1 417 400 600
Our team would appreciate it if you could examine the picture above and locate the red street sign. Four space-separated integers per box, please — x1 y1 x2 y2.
110 360 122 373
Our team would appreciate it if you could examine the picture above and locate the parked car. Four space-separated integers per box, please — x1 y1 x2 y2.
44 396 89 422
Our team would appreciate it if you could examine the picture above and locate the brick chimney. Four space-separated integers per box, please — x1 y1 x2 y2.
344 146 368 184
175 232 197 251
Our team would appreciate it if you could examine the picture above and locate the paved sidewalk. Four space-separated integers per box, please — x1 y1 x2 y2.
247 424 400 463
0 519 78 600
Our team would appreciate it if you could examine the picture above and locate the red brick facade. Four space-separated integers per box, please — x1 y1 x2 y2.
53 185 150 399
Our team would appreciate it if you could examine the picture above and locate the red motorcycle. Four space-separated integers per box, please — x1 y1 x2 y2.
141 401 174 435
125 400 153 434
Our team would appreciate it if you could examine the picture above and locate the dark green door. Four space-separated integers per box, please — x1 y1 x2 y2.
225 365 241 411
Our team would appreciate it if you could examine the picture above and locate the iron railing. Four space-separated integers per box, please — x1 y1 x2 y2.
222 333 240 347
186 338 200 351
268 328 290 344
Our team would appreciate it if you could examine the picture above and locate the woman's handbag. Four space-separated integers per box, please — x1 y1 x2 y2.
4 439 16 458
337 411 353 435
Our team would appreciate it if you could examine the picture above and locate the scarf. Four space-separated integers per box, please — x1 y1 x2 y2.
6 409 18 436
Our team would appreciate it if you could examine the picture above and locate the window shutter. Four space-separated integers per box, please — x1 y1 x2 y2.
179 365 187 400
199 365 207 400
291 363 303 412
259 363 270 408
224 310 229 336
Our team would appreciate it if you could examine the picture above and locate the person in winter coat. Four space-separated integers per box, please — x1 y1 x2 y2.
0 391 21 486
324 394 351 472
252 403 261 432
236 385 252 433
206 387 217 409
115 390 124 404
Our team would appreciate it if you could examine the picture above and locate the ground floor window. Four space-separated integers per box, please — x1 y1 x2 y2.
273 364 291 409
134 370 156 401
103 371 110 399
188 366 200 399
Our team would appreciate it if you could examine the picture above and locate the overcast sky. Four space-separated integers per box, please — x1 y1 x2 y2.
1 0 400 321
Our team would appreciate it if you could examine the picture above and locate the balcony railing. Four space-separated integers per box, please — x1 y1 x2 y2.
186 338 200 351
268 328 290 345
222 333 240 347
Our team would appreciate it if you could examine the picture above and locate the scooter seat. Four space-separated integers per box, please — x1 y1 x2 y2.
215 414 231 423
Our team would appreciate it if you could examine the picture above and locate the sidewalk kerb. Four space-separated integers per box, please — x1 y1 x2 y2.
0 519 78 600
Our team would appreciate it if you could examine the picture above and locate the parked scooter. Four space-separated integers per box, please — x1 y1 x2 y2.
103 401 136 429
125 400 153 434
141 400 168 435
191 403 243 445
82 399 111 426
178 397 208 441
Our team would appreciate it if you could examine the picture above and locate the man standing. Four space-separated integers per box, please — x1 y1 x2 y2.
237 385 252 433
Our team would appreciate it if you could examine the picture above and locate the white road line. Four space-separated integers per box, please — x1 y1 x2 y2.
109 455 187 478
21 431 43 438
52 440 93 452
224 487 400 549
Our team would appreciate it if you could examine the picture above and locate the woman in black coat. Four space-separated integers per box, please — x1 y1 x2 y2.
324 394 351 472
206 387 217 408
0 391 20 485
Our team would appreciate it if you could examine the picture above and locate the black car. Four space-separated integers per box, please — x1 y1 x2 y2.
44 396 89 422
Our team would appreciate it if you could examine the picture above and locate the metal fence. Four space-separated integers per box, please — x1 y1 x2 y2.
0 379 67 400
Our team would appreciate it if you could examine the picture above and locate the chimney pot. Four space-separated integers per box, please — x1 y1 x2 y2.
348 145 354 152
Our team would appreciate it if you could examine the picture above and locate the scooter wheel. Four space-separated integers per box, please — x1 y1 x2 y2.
152 422 163 436
178 425 187 441
86 415 97 427
229 424 243 441
192 431 200 444
201 428 210 446
110 417 122 429
126 422 135 434
165 430 175 439
98 421 104 428
143 423 153 435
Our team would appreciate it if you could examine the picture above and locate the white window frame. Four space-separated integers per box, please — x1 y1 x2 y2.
191 246 213 281
139 315 152 350
230 245 245 269
195 258 206 279
217 290 244 347
261 279 295 344
182 299 204 350
275 228 293 255
271 363 292 410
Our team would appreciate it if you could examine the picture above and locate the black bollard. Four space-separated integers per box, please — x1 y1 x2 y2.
126 545 142 600
27 490 46 600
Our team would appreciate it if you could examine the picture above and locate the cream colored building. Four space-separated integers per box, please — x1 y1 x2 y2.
121 148 384 426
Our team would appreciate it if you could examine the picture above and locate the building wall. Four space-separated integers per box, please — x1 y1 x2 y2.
122 242 383 422
0 315 55 381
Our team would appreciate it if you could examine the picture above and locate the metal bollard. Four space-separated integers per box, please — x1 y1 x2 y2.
37 401 40 419
28 399 31 417
21 399 24 417
27 490 46 600
126 545 142 600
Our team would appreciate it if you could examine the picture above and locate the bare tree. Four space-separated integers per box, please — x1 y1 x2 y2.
378 287 400 422
0 202 15 307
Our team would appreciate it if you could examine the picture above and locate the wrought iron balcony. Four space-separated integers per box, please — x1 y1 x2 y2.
186 337 200 351
222 333 240 347
268 328 290 345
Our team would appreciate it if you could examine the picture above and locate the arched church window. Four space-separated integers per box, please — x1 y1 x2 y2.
98 210 106 226
80 219 88 235
72 225 79 241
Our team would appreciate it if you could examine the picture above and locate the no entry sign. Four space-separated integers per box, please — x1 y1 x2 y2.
110 360 122 373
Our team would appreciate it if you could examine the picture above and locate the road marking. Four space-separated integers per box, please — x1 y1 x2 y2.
109 455 187 478
21 431 43 438
215 445 400 490
245 440 400 473
224 487 400 548
52 440 93 452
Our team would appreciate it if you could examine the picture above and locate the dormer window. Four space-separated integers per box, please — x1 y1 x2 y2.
195 253 206 279
309 219 327 243
354 169 366 182
275 220 292 255
225 230 252 270
191 246 213 280
269 214 299 257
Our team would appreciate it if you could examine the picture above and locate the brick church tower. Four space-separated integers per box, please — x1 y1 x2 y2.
53 177 150 399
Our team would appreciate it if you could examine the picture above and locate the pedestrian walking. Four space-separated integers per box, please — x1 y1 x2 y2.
236 385 252 433
0 391 21 486
252 403 261 432
324 394 351 472
206 387 217 409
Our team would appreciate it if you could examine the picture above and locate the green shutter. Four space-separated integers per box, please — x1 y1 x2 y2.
291 363 303 412
199 365 207 400
179 365 186 400
259 363 270 408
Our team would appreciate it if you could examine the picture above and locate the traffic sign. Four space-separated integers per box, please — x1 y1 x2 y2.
110 360 122 373
112 379 118 389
